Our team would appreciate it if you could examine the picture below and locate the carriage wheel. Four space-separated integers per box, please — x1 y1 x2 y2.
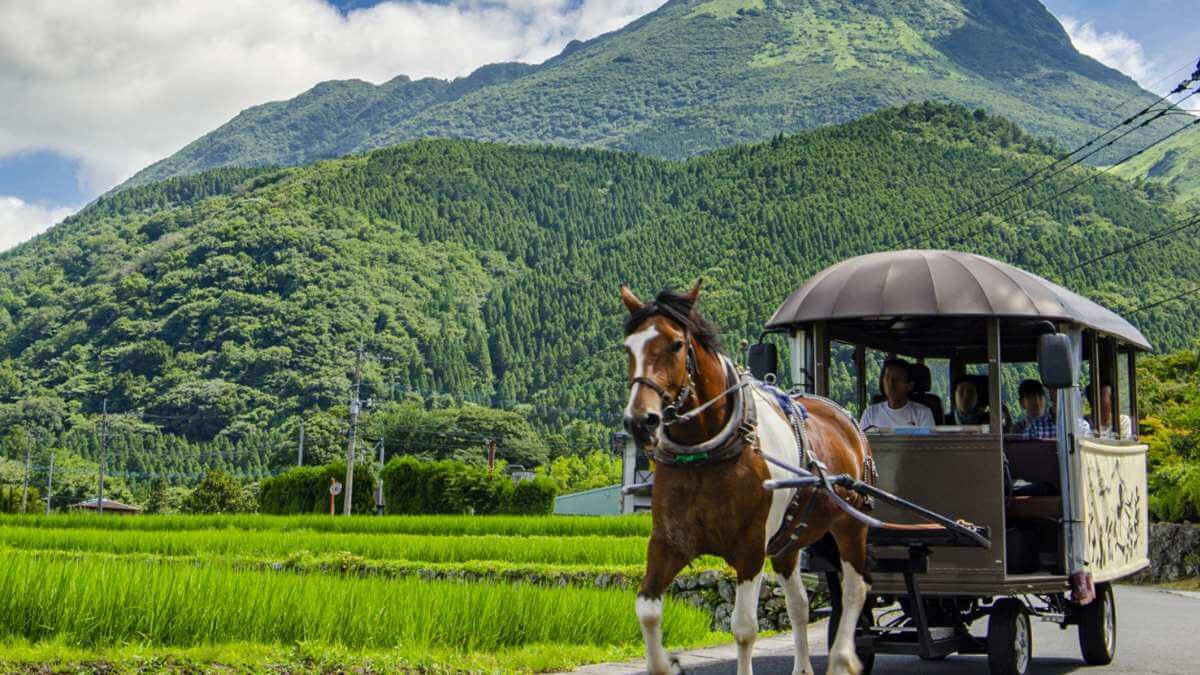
987 598 1032 675
1077 582 1116 665
827 605 876 675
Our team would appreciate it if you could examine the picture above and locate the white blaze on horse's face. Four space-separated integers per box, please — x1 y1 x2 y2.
624 324 660 415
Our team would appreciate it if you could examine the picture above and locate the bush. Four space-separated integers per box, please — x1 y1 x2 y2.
258 462 377 515
380 457 552 515
183 469 255 514
505 477 557 515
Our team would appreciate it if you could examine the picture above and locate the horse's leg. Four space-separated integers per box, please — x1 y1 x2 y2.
728 550 766 675
827 519 871 675
638 537 690 675
772 549 814 675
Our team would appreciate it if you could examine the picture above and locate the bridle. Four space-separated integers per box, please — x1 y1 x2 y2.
629 329 749 430
630 330 699 426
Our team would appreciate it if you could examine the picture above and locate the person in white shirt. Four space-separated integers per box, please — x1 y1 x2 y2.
860 358 936 430
1085 384 1133 439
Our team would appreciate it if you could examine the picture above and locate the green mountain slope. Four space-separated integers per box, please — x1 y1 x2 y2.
5 104 1198 441
1110 122 1200 205
123 0 1177 188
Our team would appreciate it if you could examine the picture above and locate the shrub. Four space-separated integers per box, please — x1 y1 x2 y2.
506 477 557 515
183 469 256 514
381 457 552 515
258 462 377 515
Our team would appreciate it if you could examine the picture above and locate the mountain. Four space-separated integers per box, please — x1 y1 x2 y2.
4 103 1198 441
121 0 1179 189
1111 122 1200 206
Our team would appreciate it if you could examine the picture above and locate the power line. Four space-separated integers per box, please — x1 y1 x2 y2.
896 67 1200 248
1063 212 1200 274
947 115 1200 245
1128 285 1200 315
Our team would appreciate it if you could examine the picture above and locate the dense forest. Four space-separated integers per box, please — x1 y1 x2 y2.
2 103 1199 476
122 0 1176 189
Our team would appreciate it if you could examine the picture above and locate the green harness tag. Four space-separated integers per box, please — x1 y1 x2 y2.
676 452 709 464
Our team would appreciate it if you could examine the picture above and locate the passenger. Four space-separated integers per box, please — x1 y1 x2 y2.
1012 379 1056 440
860 358 935 430
948 374 989 425
1085 384 1133 439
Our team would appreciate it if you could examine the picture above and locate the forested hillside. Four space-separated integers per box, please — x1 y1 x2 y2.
1112 123 1200 206
3 103 1198 447
122 0 1177 188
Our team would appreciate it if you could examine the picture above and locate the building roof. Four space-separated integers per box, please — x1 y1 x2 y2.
71 498 141 512
765 249 1150 351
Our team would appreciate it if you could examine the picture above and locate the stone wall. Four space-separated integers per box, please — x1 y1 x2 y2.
1135 522 1200 582
668 570 828 632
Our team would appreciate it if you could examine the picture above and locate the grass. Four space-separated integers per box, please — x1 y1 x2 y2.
0 512 654 537
0 555 712 652
0 637 720 674
0 524 659 566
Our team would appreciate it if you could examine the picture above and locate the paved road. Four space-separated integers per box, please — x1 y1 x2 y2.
676 586 1197 675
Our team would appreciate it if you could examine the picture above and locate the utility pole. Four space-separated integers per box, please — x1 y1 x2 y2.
344 336 364 516
487 438 497 474
20 429 31 513
98 398 108 515
297 420 305 467
45 451 54 515
375 437 386 516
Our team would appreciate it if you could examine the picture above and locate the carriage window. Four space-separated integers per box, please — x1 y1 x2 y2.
829 341 860 415
1117 350 1134 439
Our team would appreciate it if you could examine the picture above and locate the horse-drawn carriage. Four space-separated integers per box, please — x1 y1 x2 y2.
621 250 1149 675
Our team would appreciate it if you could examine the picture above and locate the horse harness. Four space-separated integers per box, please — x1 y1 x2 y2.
638 341 878 557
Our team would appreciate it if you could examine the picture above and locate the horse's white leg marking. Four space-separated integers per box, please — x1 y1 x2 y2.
637 595 674 675
623 325 660 417
829 560 869 675
732 572 763 675
778 561 814 675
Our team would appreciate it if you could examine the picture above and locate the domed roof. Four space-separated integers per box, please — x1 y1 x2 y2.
765 250 1150 350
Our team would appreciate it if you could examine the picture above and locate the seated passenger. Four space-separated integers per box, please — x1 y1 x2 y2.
1085 384 1133 439
949 374 989 425
1013 379 1056 440
860 358 935 430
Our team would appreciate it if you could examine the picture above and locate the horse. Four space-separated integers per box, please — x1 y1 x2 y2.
620 280 873 675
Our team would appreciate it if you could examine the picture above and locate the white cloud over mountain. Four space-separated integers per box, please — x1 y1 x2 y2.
0 197 75 252
1060 16 1156 89
0 0 664 215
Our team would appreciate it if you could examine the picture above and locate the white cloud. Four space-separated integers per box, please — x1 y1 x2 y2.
0 0 666 200
1060 16 1156 88
0 197 75 252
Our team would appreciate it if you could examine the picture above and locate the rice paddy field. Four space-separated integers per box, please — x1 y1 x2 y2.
0 513 724 674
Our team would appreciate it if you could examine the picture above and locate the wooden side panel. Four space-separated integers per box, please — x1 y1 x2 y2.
1079 439 1150 582
866 434 1007 594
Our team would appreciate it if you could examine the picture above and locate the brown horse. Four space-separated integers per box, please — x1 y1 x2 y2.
620 281 873 675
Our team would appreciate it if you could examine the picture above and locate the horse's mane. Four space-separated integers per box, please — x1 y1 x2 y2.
623 288 723 354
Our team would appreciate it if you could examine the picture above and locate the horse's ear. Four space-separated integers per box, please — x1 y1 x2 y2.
685 278 703 305
619 284 644 313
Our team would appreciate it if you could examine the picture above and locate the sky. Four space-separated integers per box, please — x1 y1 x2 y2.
0 0 1196 252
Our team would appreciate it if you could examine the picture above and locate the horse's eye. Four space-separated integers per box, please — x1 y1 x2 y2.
670 340 684 352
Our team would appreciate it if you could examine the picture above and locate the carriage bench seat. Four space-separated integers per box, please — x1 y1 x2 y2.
867 522 991 548
1006 495 1062 520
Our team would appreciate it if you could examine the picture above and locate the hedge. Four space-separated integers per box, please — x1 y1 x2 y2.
258 461 378 515
381 457 556 515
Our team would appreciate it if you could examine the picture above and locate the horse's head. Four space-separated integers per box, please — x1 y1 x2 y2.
619 279 720 448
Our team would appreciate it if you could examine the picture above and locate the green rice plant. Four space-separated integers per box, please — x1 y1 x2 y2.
0 554 711 652
0 525 652 566
0 512 653 538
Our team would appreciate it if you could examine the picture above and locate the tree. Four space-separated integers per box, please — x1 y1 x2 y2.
183 469 255 514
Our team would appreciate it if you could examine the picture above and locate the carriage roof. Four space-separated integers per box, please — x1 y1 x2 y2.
764 249 1150 354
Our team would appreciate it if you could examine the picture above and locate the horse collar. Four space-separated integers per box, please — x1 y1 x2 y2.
652 358 757 467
